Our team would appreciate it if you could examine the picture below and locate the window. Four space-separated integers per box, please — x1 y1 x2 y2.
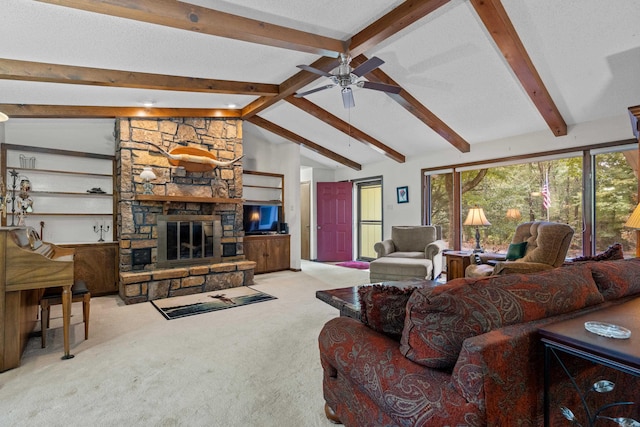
593 148 638 252
460 158 583 256
427 172 454 250
424 140 637 258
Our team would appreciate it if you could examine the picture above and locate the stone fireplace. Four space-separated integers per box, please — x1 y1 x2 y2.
116 118 255 304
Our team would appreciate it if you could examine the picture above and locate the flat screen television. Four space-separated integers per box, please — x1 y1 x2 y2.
243 204 281 234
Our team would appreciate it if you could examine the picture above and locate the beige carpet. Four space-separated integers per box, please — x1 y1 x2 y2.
0 261 371 427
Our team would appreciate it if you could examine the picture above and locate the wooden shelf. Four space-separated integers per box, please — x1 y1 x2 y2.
30 191 113 197
135 194 244 204
19 213 112 216
7 167 112 178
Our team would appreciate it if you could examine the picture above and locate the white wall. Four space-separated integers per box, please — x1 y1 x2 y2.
5 119 115 155
334 113 637 240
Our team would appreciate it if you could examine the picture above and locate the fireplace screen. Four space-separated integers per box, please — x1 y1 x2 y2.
157 215 221 267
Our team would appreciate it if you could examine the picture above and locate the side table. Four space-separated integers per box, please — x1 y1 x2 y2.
538 298 640 427
444 251 472 281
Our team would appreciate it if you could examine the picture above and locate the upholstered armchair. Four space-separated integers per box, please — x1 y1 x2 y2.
465 221 574 278
370 225 446 281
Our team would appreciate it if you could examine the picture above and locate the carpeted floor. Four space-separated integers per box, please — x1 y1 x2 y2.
0 261 371 427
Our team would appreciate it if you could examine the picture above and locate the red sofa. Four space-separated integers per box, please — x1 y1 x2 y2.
319 258 640 426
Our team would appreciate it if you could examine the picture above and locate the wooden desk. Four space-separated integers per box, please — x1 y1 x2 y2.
539 298 640 426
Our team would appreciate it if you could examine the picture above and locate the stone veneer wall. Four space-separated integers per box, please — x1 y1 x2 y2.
116 118 255 304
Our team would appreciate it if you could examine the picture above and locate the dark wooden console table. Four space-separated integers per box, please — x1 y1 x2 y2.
316 279 437 320
539 298 640 427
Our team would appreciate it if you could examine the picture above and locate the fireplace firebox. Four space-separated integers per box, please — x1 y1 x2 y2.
157 215 222 268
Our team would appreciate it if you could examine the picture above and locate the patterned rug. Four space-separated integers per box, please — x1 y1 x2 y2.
335 261 370 270
151 287 276 320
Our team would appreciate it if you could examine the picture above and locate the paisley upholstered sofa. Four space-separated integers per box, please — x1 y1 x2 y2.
318 258 640 426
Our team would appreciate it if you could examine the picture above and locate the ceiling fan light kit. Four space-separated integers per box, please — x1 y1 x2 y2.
295 53 401 108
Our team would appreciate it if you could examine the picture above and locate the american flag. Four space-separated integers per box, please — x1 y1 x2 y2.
541 177 551 210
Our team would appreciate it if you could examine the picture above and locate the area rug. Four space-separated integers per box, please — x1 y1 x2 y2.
336 260 370 270
151 286 276 320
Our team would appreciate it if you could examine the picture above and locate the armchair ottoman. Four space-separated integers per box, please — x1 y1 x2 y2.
369 257 433 282
370 225 446 281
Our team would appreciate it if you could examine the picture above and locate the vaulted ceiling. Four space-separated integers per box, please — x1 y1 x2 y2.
1 0 639 170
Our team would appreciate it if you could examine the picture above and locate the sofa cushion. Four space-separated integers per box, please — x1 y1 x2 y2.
589 257 640 300
358 285 416 339
505 242 527 260
400 264 604 369
391 226 436 252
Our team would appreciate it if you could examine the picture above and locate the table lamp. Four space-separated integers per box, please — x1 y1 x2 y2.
624 202 640 257
464 206 491 253
506 208 521 220
140 166 157 195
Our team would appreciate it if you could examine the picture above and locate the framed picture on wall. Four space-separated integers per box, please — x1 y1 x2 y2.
397 186 409 204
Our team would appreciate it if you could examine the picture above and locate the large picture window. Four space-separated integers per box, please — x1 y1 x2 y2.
424 140 637 258
460 158 583 256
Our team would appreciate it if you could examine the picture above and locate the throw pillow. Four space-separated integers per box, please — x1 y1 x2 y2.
505 241 527 261
590 257 640 301
358 285 416 339
400 264 604 369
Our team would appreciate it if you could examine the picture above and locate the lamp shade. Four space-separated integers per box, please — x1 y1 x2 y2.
506 208 522 220
624 203 640 229
140 166 156 181
0 112 8 122
463 206 491 226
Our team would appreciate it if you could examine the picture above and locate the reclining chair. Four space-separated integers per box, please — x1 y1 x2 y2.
465 221 574 278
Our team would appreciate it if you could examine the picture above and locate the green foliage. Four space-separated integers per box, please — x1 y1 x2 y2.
429 151 637 256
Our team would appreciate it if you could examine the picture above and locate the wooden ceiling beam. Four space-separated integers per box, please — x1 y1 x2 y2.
349 0 450 57
0 104 240 118
244 0 452 119
285 96 405 163
245 116 361 171
36 0 346 57
351 55 470 153
471 0 567 136
0 58 279 96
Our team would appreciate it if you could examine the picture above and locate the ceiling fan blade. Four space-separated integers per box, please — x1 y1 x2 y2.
296 64 333 78
342 87 355 109
351 56 385 77
360 81 402 94
294 84 335 98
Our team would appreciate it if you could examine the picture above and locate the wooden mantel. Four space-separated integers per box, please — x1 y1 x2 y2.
135 195 244 214
135 195 243 204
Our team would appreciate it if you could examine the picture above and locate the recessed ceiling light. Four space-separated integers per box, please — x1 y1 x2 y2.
142 101 156 108
227 103 237 109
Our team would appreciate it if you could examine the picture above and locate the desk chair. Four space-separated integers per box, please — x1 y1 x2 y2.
40 280 90 348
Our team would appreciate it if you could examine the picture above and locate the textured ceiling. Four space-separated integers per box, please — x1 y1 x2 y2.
1 0 639 169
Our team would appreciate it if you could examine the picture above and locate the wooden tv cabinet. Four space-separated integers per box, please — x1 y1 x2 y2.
243 234 290 274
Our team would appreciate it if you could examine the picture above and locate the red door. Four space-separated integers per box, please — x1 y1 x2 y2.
317 182 353 262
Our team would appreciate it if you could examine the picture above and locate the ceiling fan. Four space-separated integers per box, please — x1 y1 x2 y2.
295 53 402 108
